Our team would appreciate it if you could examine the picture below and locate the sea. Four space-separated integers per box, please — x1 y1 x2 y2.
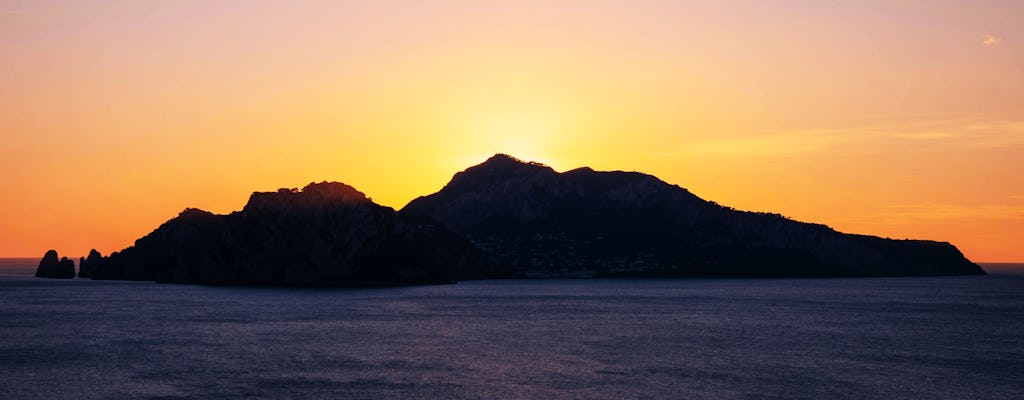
1 258 1022 399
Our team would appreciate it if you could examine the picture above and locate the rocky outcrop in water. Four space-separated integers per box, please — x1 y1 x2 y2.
35 250 76 279
77 249 102 278
89 182 484 286
402 154 985 278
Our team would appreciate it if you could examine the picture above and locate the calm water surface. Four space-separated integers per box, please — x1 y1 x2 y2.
1 263 1022 399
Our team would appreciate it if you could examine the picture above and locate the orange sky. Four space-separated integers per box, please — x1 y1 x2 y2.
1 1 1022 261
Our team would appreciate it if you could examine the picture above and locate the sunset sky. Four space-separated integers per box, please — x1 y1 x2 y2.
1 0 1022 261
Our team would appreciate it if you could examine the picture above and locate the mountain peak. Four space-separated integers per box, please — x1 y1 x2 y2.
486 153 520 162
242 181 373 214
299 181 370 203
438 154 556 190
479 153 550 170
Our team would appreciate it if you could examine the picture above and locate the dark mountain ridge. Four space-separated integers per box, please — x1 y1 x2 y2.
85 182 483 286
42 154 983 284
401 154 984 278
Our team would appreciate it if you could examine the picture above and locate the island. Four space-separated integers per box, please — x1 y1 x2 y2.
40 154 984 285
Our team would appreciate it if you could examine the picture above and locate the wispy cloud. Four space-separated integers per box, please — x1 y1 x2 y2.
835 203 1024 229
852 203 1024 223
680 130 845 157
982 34 1002 47
668 116 1024 159
892 132 958 140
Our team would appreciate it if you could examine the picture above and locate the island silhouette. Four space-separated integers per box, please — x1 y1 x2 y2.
37 154 984 284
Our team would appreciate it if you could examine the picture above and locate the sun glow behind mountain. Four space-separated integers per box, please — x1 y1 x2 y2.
1 1 1022 261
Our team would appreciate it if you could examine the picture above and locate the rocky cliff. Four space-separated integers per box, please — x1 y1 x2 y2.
402 154 985 278
89 182 483 286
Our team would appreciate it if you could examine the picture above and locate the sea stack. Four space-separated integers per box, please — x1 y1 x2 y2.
78 249 102 278
35 250 76 279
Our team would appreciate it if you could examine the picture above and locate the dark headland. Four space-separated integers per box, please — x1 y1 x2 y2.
38 154 984 285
